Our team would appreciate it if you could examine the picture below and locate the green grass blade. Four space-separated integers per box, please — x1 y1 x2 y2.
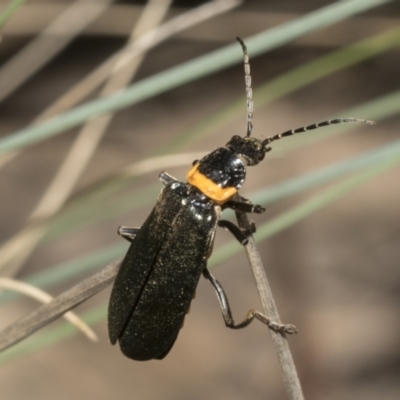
0 305 107 365
0 242 127 304
0 90 397 301
0 0 26 29
167 27 400 151
1 147 399 365
42 184 160 244
277 91 400 151
38 89 400 244
210 154 400 266
0 0 392 155
15 129 400 301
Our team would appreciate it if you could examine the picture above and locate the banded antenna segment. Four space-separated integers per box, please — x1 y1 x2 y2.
236 37 253 137
263 118 376 148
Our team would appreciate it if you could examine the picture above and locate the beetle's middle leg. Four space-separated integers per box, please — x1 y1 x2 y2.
118 226 140 243
202 268 297 335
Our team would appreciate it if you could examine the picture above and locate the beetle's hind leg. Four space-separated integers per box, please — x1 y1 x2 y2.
118 226 140 243
203 268 297 335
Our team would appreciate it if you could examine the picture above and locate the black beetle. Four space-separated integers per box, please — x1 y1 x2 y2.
108 38 374 361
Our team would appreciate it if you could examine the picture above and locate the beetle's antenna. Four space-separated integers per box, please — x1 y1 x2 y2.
236 37 253 138
262 118 375 147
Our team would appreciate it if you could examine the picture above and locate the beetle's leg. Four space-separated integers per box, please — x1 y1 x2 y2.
222 197 261 237
247 220 257 234
218 220 249 245
223 200 265 214
118 226 140 243
203 268 297 335
159 171 178 185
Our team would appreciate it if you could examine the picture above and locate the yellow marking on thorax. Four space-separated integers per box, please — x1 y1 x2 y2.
186 163 237 205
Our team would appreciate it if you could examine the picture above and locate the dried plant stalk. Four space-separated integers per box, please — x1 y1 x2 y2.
235 203 304 400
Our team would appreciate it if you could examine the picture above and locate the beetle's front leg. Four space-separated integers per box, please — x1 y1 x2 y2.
223 199 265 214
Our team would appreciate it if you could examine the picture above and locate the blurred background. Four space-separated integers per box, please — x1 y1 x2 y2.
0 0 399 399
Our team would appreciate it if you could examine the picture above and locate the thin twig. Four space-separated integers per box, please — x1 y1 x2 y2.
0 278 97 342
234 199 304 400
0 260 121 353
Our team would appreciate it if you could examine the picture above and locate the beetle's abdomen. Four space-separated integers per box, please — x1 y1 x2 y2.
186 148 245 204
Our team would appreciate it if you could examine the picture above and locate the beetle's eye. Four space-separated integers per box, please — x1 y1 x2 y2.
226 135 241 146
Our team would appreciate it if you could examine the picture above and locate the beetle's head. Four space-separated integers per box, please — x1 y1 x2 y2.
225 135 270 166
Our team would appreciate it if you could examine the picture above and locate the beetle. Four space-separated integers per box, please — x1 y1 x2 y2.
108 38 374 361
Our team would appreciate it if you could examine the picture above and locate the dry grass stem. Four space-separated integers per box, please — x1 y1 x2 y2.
0 0 113 103
0 0 241 170
0 1 242 278
121 152 207 177
234 202 304 400
0 260 121 353
0 0 172 277
34 0 242 123
0 277 98 342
